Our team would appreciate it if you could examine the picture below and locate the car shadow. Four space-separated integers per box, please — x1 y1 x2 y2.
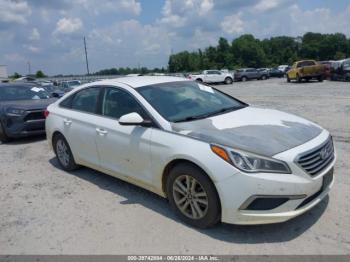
49 157 329 244
1 135 46 145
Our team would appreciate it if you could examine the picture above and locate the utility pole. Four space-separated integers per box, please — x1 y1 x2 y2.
27 61 31 75
83 36 90 75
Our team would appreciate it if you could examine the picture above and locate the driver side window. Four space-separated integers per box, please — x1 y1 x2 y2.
102 87 146 119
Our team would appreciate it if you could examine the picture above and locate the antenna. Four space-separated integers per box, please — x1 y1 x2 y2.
84 36 90 75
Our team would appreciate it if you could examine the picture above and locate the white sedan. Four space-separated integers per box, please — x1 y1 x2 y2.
45 76 335 228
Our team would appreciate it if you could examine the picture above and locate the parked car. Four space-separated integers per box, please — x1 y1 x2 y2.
278 65 289 73
13 76 36 82
286 60 325 83
188 70 233 84
0 83 57 142
268 68 284 78
59 80 82 92
234 68 269 81
41 84 65 98
46 76 335 228
319 61 333 79
330 58 350 81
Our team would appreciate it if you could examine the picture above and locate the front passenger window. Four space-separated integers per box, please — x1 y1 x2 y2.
102 87 146 119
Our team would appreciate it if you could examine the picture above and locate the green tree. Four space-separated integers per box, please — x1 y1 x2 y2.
231 34 266 68
35 70 46 78
11 72 22 79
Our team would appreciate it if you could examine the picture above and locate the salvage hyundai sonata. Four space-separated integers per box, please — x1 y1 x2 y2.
45 76 335 228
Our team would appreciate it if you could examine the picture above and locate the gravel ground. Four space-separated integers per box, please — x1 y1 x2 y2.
0 78 349 254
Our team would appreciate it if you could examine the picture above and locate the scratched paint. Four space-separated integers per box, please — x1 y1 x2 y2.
171 107 322 156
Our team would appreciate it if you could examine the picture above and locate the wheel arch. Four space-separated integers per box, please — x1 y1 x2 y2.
161 159 221 205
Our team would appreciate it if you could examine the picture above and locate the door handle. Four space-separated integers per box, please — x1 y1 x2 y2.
96 128 108 135
63 119 72 126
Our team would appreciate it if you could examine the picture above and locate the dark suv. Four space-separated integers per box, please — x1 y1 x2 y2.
0 83 57 142
234 68 269 81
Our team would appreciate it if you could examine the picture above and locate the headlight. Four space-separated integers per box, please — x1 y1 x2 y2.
6 108 26 115
211 144 291 174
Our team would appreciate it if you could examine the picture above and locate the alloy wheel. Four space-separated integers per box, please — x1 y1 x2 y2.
172 175 209 220
56 139 70 167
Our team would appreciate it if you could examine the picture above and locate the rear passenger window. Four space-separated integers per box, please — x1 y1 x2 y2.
71 87 100 114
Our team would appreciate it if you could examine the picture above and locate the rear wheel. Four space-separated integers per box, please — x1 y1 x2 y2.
0 122 10 143
261 75 267 80
166 163 220 228
224 77 233 85
287 75 291 82
318 75 324 82
196 78 203 83
241 76 247 82
53 133 79 171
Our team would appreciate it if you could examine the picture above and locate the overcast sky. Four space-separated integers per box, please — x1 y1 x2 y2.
1 0 350 75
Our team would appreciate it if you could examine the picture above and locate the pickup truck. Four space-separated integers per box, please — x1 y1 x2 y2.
287 60 325 83
188 70 233 84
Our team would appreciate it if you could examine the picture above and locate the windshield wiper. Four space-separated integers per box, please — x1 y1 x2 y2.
174 106 242 123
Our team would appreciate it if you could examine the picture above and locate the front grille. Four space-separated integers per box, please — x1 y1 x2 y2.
297 137 334 176
24 110 45 122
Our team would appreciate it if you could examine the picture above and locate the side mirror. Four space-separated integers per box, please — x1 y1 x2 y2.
119 112 153 127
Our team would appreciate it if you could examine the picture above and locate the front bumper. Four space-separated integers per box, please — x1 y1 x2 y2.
215 130 335 225
2 113 46 138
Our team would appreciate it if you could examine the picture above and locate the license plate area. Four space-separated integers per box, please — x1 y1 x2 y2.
322 168 334 190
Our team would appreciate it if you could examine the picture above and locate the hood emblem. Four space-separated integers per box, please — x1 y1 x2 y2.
320 147 331 160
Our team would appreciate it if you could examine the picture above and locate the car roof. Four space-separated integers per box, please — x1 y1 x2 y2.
96 76 188 88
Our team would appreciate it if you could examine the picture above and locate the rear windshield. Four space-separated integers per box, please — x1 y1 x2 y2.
0 86 50 101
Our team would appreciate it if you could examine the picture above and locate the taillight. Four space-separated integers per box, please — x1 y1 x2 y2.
44 109 50 118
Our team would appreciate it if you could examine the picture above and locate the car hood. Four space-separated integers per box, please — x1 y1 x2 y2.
0 98 57 111
171 107 323 157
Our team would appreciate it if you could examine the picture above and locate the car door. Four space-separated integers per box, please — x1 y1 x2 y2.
204 71 215 83
94 86 153 184
246 69 255 79
212 70 224 82
61 87 102 168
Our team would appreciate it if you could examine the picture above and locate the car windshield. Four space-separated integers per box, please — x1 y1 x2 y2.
0 85 51 101
137 81 246 122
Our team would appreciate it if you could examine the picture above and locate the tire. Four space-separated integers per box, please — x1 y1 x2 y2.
53 133 79 171
241 76 247 82
287 76 291 82
196 78 203 83
0 121 10 143
318 75 324 82
261 75 267 80
296 74 302 83
166 163 221 228
224 77 233 85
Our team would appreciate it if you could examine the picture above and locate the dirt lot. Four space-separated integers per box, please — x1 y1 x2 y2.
0 78 349 254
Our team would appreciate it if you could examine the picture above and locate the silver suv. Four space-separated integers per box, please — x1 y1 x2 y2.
234 68 269 81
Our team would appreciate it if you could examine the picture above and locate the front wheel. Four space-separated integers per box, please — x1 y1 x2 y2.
53 133 80 171
318 76 324 82
241 76 247 82
296 74 302 83
224 77 233 85
166 163 220 228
